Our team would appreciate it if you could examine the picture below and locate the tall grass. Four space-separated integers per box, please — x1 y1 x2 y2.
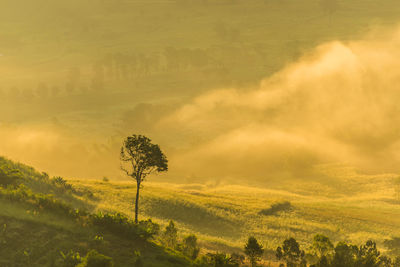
70 179 400 253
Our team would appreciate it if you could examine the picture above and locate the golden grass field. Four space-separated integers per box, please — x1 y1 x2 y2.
70 165 400 260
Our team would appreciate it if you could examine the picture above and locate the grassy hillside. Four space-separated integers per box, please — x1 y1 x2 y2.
70 169 400 257
0 156 193 267
1 157 399 266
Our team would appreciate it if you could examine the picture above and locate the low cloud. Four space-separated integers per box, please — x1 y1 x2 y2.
2 26 400 184
159 26 400 181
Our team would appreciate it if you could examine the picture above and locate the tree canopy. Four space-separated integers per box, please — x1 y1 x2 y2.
120 134 168 181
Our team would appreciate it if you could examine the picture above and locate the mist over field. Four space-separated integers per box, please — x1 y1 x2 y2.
3 26 400 185
0 0 400 187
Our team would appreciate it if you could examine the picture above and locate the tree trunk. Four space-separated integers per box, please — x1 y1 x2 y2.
135 180 140 224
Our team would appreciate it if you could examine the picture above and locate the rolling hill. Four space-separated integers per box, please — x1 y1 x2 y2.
0 156 193 267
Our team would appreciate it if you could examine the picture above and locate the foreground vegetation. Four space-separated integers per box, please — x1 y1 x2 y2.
1 155 400 266
69 173 399 266
71 173 400 251
0 156 193 266
0 158 400 267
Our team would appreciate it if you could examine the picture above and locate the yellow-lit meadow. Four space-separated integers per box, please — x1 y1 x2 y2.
70 172 400 257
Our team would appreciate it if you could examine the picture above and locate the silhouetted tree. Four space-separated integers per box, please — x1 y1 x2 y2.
120 134 168 223
311 234 334 258
356 240 380 267
244 236 264 267
311 234 334 266
276 237 305 267
331 241 357 267
378 255 392 267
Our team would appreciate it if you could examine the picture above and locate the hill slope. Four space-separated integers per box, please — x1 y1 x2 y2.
0 156 192 267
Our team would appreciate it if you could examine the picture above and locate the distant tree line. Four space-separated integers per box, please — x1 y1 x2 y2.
0 43 268 102
182 233 400 267
196 234 400 267
147 218 400 267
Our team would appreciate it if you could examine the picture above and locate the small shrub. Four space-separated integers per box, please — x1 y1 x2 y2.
0 167 23 187
51 176 74 192
102 177 109 182
41 172 50 181
259 201 292 216
138 219 160 238
74 187 96 199
0 184 88 221
60 250 82 267
163 220 178 248
182 234 200 260
204 252 240 267
90 212 151 240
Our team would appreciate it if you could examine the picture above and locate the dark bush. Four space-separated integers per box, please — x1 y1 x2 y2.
90 212 151 240
138 219 160 237
0 184 154 241
259 201 292 216
0 167 23 187
0 184 88 220
0 184 32 202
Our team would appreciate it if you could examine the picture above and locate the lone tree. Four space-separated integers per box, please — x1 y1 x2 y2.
120 134 168 223
244 236 264 267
